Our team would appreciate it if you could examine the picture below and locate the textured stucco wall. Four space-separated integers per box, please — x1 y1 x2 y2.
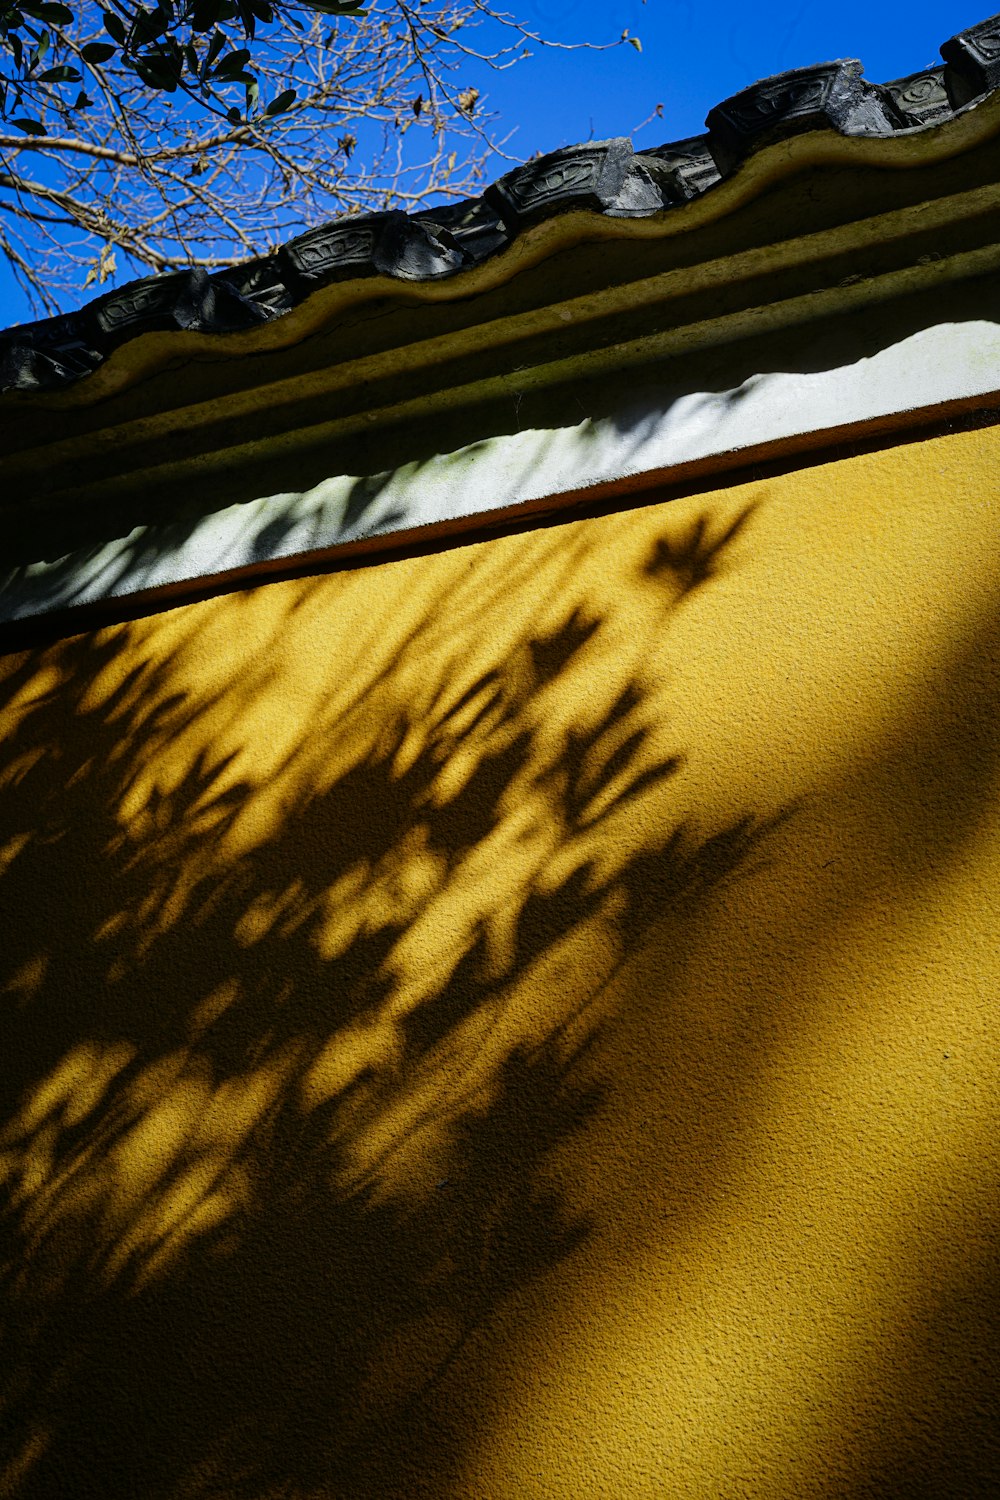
1 422 999 1497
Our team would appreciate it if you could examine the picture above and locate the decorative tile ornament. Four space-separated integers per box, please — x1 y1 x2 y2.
412 198 509 263
282 210 475 285
637 136 721 201
211 258 294 321
605 160 678 217
706 61 903 171
940 14 1000 106
281 214 403 289
87 263 299 343
884 69 954 128
4 13 1000 392
0 315 102 392
383 216 472 280
485 139 636 227
89 267 222 340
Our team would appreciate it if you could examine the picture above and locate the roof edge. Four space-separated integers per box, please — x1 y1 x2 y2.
4 12 1000 403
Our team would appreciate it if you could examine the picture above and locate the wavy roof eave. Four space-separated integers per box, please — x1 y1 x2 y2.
4 12 1000 405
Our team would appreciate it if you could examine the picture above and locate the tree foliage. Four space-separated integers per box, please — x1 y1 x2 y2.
0 0 630 315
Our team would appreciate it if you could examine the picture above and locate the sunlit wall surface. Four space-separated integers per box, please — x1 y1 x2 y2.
1 423 998 1498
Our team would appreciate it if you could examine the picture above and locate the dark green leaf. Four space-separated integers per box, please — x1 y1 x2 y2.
189 0 222 32
132 7 167 43
134 54 179 90
133 7 169 43
36 63 81 81
264 86 295 115
244 75 258 112
71 88 92 107
204 27 226 68
146 37 182 62
213 46 249 74
102 10 127 42
81 40 116 62
21 1 74 22
226 103 240 122
235 0 255 41
11 115 46 133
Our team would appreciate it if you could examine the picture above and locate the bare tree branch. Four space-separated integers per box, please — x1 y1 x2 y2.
0 0 632 317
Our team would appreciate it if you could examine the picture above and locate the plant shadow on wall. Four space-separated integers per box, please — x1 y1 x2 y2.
0 501 783 1498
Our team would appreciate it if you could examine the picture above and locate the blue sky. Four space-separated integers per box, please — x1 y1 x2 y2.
0 1 986 324
488 0 983 153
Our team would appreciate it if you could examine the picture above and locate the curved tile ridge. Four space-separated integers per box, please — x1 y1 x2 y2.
2 11 1000 395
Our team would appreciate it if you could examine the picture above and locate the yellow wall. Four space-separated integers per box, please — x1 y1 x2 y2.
1 423 999 1498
